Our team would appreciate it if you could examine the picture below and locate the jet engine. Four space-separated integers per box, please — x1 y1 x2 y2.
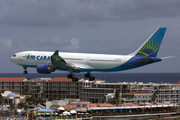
36 64 55 74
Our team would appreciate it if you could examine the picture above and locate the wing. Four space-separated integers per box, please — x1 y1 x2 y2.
51 50 81 71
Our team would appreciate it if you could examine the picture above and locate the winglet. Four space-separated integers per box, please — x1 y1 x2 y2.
53 50 59 55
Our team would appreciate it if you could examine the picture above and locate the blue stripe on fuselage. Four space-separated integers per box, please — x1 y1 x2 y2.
19 56 160 73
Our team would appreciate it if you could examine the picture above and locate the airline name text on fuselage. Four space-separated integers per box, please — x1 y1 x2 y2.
26 55 51 61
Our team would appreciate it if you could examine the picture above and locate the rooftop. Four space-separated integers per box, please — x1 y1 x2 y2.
61 105 76 111
172 82 180 84
70 101 90 105
126 91 152 96
49 77 83 82
32 79 43 81
119 103 138 107
0 77 26 81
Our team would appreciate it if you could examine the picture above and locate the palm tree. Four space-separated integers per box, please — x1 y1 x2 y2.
151 93 157 102
22 85 30 95
114 91 120 105
120 99 125 104
26 94 35 104
23 104 29 113
48 96 54 101
10 102 15 114
36 86 41 93
41 91 46 99
17 102 24 109
0 93 3 104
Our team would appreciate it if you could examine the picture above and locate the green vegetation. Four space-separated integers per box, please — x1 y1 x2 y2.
36 86 41 93
114 91 120 105
48 96 54 101
10 103 15 113
17 102 24 109
107 91 125 105
41 91 46 99
0 93 3 104
22 85 30 95
151 93 157 102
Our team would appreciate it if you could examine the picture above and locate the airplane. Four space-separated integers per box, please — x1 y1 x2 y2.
10 27 168 82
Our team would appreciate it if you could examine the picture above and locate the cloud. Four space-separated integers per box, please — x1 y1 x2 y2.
69 38 79 50
0 38 12 48
1 0 180 27
76 0 180 22
0 0 73 27
22 37 80 52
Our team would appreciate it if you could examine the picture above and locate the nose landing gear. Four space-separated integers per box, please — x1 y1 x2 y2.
23 67 28 74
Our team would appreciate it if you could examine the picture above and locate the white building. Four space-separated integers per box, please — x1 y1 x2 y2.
123 91 152 104
1 91 26 105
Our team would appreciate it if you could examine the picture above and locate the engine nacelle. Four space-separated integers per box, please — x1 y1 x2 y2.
36 64 55 74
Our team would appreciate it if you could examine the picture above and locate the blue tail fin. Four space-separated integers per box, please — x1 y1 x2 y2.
130 27 167 57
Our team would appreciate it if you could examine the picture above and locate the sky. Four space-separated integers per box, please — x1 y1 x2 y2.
0 0 180 73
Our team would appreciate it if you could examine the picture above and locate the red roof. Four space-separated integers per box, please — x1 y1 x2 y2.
61 105 76 110
70 101 90 105
86 103 98 108
85 103 116 108
49 77 83 82
32 79 43 81
49 77 103 82
138 102 147 106
0 77 26 81
126 91 152 95
119 103 138 107
172 82 180 84
97 103 116 107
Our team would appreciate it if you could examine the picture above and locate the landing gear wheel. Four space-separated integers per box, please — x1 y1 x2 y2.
23 71 28 74
23 67 28 74
67 74 74 79
89 76 95 81
84 73 90 78
72 77 78 82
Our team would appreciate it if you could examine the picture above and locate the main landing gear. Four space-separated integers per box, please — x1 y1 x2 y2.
23 67 28 74
84 72 95 81
67 74 78 82
67 72 95 82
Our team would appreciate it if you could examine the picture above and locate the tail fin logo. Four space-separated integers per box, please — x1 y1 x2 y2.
138 40 159 56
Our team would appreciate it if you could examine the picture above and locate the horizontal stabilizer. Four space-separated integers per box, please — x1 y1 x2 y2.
161 56 175 59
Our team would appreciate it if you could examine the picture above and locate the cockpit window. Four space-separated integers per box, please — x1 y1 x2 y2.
13 55 16 57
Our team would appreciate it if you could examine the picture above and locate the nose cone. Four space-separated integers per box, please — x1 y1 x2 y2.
10 56 15 63
10 55 17 64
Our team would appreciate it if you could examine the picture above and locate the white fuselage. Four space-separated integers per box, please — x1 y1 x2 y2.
10 51 132 72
